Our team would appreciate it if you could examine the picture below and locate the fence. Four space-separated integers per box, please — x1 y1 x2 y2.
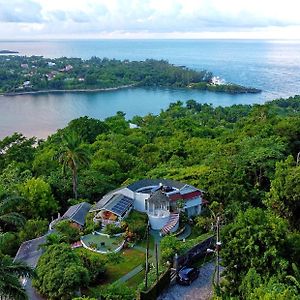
174 236 214 271
138 268 171 300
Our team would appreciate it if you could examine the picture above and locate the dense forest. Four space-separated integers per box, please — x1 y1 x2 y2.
0 96 299 299
0 56 260 94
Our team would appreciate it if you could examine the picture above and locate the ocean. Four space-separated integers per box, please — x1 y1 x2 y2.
0 39 299 138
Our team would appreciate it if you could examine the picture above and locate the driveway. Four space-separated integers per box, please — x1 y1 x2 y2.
14 235 48 300
158 262 217 300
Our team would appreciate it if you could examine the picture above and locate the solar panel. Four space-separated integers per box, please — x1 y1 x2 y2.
110 195 134 216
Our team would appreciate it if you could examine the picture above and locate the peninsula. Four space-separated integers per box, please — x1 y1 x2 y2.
0 55 261 95
0 50 19 54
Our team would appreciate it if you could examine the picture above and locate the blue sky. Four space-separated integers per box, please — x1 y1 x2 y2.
1 0 300 39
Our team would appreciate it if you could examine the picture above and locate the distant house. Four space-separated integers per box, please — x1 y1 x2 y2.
23 80 31 87
47 62 56 67
91 179 204 235
60 64 73 72
61 202 92 228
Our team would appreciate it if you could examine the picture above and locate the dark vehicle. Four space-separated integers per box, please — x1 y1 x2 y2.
176 266 200 285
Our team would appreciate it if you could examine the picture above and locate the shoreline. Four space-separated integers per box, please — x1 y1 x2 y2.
1 83 261 97
1 84 137 96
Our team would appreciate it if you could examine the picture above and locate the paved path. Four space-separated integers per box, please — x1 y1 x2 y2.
117 264 144 283
158 262 216 300
14 234 51 300
176 224 192 240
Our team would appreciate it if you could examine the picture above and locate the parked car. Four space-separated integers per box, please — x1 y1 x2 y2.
176 266 200 285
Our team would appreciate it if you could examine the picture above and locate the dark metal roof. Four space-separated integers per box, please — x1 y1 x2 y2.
127 179 186 192
90 187 125 212
62 202 92 226
14 235 47 268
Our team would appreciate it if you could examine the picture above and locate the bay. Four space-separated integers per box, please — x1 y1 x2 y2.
0 39 299 138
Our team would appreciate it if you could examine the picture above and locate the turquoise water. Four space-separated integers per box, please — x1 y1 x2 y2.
0 39 299 138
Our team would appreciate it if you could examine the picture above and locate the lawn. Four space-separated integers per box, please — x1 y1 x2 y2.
88 248 145 297
106 248 145 282
186 227 212 241
136 234 155 251
126 269 144 288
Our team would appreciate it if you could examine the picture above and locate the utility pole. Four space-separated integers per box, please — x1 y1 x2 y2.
216 216 221 287
297 152 300 166
145 221 150 290
155 242 159 282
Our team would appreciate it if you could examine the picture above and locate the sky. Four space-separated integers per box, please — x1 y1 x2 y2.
1 0 300 39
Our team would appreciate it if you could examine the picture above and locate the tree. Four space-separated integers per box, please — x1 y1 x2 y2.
0 254 34 300
58 133 90 199
76 249 107 283
100 282 135 300
0 193 25 231
19 177 59 219
265 156 300 229
19 219 48 242
221 208 290 296
33 243 90 299
55 220 81 243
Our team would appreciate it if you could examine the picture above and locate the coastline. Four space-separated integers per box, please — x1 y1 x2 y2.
1 82 261 97
1 84 137 96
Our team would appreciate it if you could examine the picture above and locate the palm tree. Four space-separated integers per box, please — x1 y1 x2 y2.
0 194 25 231
0 254 34 300
58 132 90 199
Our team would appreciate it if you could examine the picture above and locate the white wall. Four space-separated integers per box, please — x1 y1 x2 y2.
133 192 150 212
148 213 170 230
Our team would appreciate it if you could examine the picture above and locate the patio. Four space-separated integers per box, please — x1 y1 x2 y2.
81 232 124 253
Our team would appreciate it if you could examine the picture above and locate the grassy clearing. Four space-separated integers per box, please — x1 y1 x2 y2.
125 269 145 288
136 234 155 251
186 227 212 241
106 248 145 282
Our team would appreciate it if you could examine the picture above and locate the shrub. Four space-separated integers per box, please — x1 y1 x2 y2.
103 223 124 236
55 219 81 243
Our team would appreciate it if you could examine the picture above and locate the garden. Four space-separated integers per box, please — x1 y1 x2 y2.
81 232 124 253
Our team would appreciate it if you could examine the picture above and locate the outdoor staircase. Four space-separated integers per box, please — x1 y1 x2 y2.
160 213 179 236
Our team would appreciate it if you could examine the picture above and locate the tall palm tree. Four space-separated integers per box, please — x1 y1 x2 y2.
0 194 25 231
58 132 90 199
0 254 34 300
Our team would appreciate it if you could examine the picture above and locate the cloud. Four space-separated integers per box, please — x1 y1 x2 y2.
0 0 43 23
1 0 300 39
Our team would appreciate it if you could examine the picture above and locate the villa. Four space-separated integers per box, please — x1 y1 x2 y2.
90 179 204 235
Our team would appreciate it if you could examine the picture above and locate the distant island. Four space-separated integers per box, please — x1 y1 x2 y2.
0 50 19 54
0 55 261 95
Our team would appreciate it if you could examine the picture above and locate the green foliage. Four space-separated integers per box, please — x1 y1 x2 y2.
76 248 107 284
55 220 81 243
0 193 25 231
84 213 100 235
19 177 59 219
222 208 290 295
0 254 34 300
160 233 211 263
58 132 91 199
103 223 125 236
0 133 36 171
33 243 90 300
18 219 48 242
0 232 20 256
98 282 135 300
125 210 148 241
1 93 300 298
265 156 300 229
66 117 109 144
107 251 124 265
